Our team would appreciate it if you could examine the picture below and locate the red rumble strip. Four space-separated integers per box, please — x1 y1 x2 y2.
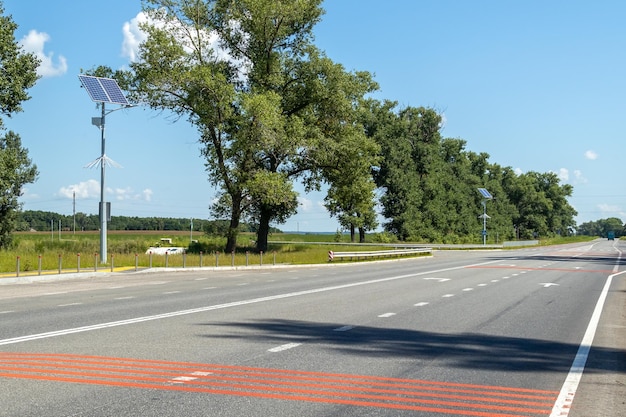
0 352 558 417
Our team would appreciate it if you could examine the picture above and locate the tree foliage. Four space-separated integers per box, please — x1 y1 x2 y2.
577 217 624 238
0 4 39 248
371 102 577 243
126 0 377 252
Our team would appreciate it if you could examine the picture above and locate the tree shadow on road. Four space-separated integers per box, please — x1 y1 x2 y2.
197 319 626 375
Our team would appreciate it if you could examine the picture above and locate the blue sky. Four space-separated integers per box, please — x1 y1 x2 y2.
3 0 625 233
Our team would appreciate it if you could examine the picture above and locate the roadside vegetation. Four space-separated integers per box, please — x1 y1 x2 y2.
0 231 598 276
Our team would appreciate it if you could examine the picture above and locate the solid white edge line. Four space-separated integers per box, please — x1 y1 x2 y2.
549 251 625 416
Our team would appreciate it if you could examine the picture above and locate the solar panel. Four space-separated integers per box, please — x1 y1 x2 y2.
78 75 129 105
477 188 493 199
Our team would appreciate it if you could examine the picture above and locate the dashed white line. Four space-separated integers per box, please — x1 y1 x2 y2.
237 283 249 286
333 325 355 332
378 312 396 318
268 342 302 352
114 296 135 300
442 294 455 298
414 302 429 307
163 291 182 294
0 260 504 347
462 288 474 292
0 311 15 314
203 287 217 290
478 283 488 287
58 303 83 307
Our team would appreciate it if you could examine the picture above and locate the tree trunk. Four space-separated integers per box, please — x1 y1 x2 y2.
256 205 272 253
224 202 241 254
350 223 355 243
359 226 366 243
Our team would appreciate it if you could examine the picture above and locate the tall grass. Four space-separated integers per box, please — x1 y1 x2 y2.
0 231 372 275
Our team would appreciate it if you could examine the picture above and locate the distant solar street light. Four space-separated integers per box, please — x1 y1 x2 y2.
477 188 493 245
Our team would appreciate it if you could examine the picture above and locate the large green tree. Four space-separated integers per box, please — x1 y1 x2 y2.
128 0 377 253
0 4 39 248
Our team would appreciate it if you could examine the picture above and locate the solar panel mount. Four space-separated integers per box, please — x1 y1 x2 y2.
79 75 129 106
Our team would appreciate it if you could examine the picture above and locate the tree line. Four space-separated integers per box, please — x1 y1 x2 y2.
16 210 274 235
577 217 625 238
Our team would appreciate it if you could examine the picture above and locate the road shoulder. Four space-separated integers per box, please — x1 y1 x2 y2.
570 272 626 416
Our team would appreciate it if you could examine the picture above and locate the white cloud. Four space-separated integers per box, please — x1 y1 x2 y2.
297 196 313 211
19 187 39 201
514 167 523 176
59 180 100 199
597 204 626 219
122 12 149 62
598 203 620 213
121 12 248 76
584 150 598 160
557 168 569 182
573 170 587 184
111 186 153 201
19 30 67 78
59 180 152 202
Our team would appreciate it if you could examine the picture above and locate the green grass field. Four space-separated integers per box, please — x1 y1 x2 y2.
0 231 595 277
0 231 392 276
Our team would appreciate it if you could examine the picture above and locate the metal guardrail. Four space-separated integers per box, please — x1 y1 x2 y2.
328 248 432 262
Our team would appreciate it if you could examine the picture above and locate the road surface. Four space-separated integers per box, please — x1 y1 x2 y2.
0 239 624 416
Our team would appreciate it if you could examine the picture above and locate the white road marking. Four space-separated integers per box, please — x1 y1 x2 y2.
268 342 301 352
0 311 15 314
58 303 83 307
550 268 626 416
163 291 181 294
170 376 197 383
333 325 355 332
540 283 559 288
491 279 500 282
478 283 488 287
43 292 68 296
191 371 213 376
423 278 451 282
414 302 429 307
442 294 455 298
378 312 396 318
462 288 474 292
0 259 503 346
114 296 135 300
203 287 217 290
108 286 126 289
194 278 208 281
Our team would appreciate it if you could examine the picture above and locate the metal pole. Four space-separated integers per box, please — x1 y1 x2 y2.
482 201 487 245
99 102 107 263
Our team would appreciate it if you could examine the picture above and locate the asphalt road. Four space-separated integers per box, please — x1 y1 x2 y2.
0 239 624 417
